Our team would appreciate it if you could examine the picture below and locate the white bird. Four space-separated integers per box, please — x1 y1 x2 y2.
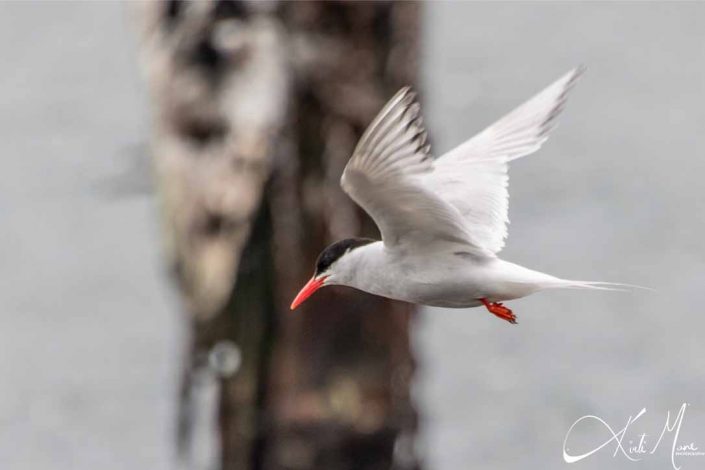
291 67 623 324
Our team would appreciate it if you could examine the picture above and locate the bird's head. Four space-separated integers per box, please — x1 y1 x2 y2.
290 238 375 310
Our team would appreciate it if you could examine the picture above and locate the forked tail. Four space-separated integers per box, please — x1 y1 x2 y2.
545 279 652 292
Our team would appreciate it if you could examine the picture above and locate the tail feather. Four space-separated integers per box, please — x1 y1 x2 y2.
544 279 653 292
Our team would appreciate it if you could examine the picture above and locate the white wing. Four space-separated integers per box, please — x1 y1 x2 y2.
341 88 487 254
424 67 584 255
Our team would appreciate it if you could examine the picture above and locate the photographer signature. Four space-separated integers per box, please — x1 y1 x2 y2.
563 403 704 469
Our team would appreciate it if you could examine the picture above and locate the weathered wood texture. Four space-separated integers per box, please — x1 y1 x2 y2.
137 2 421 469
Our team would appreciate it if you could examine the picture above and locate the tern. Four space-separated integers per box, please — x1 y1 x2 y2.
291 67 625 324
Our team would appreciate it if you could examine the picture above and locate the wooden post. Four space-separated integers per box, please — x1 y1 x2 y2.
136 2 421 469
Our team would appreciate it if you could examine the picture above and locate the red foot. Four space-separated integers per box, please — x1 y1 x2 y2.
480 298 517 324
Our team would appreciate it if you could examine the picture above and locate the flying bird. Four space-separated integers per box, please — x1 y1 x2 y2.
291 67 623 324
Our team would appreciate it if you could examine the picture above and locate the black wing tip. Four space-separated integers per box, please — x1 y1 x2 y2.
393 86 416 104
566 65 586 88
398 85 415 95
573 64 587 77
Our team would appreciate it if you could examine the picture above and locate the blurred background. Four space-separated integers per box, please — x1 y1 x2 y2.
1 2 704 470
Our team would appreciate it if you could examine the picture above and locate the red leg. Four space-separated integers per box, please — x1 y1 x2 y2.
479 298 517 324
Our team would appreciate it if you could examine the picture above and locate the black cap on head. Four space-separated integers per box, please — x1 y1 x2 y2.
315 238 375 276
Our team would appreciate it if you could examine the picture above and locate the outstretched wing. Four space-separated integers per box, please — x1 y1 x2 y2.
341 88 487 254
424 67 584 254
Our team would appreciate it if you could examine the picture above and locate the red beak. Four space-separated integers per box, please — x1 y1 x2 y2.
290 276 327 310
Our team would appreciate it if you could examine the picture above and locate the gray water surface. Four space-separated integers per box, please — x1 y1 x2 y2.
417 3 705 470
1 3 704 470
0 3 181 470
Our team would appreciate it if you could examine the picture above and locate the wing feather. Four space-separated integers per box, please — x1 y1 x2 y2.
342 88 486 253
425 67 584 254
341 68 582 257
